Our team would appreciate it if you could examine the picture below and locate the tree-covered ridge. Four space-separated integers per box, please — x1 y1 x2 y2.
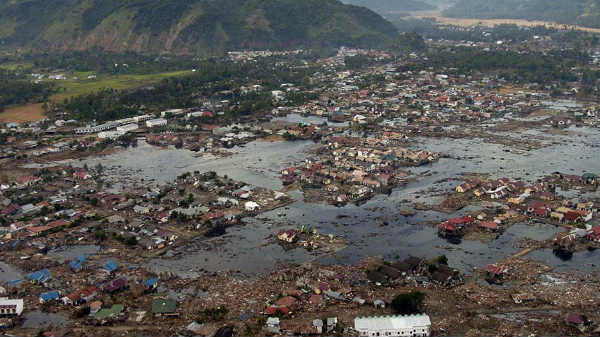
0 0 398 54
444 0 600 28
341 0 435 15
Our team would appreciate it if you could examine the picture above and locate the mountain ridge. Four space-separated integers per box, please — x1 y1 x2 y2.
0 0 399 54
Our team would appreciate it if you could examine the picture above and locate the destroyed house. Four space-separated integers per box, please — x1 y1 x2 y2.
366 270 387 284
379 265 402 280
62 286 98 305
103 279 127 293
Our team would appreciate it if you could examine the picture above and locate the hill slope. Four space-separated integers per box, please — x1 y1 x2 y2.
0 0 398 54
443 0 600 28
341 0 435 15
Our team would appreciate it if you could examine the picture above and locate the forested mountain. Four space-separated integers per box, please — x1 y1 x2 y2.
0 0 398 54
341 0 435 15
444 0 600 28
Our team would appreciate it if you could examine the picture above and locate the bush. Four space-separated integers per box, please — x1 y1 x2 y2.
198 306 229 323
391 291 426 315
125 236 138 246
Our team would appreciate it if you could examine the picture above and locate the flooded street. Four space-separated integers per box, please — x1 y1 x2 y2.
48 124 600 277
0 261 22 283
22 311 68 329
48 245 100 263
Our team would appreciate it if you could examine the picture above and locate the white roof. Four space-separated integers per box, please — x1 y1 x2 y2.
355 314 431 331
0 298 24 315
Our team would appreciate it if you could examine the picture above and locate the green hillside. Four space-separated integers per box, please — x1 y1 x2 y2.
341 0 435 14
444 0 600 28
0 0 398 54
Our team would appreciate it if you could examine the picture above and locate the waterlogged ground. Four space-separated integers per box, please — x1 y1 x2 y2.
0 261 23 283
33 122 600 277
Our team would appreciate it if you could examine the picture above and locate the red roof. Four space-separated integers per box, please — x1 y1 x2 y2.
16 176 39 185
438 222 457 232
309 294 322 305
447 216 475 226
528 201 549 209
565 211 582 221
478 221 498 230
265 306 290 315
486 264 508 275
275 296 297 307
2 204 21 215
47 219 69 228
534 208 548 217
201 124 219 130
566 313 585 324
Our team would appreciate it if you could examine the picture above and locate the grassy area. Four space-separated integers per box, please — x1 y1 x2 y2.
410 15 600 33
0 62 33 71
51 70 194 102
0 103 45 123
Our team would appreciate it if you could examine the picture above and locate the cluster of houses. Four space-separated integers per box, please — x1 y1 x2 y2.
2 258 180 326
442 173 599 246
281 135 438 205
259 256 446 336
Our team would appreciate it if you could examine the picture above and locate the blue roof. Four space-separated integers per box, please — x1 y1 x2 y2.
28 269 51 283
142 278 158 288
40 290 60 301
70 261 82 271
70 255 87 271
7 279 22 286
104 260 118 273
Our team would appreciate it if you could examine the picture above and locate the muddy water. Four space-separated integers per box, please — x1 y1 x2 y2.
71 139 313 192
0 261 23 282
42 125 600 277
48 245 100 262
527 248 600 274
22 311 68 328
273 113 348 128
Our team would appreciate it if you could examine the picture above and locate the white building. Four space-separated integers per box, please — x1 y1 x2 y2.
354 314 431 337
244 201 260 212
133 114 153 123
97 130 122 139
271 90 285 101
146 118 168 128
116 123 138 133
0 298 24 316
160 109 184 117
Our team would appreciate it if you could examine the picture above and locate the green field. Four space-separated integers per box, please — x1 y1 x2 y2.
0 62 33 71
51 70 194 102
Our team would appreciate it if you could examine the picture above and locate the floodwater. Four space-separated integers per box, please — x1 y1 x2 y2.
70 139 312 191
273 113 348 128
48 123 600 277
22 311 68 328
528 248 600 274
48 245 100 262
0 261 22 282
